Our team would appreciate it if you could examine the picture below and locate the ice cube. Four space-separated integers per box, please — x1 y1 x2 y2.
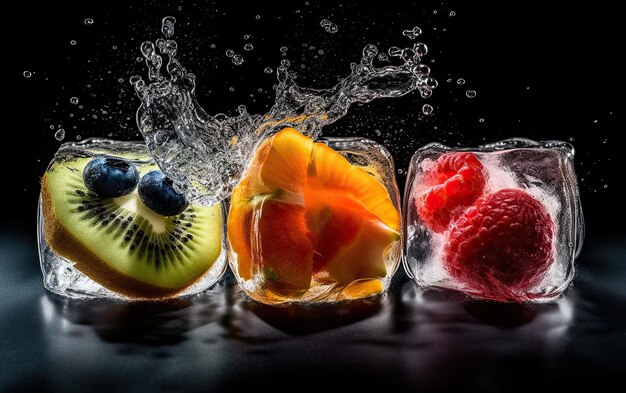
403 138 584 302
38 139 228 300
228 132 403 304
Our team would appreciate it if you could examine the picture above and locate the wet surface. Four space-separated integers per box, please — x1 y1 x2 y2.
1 228 624 392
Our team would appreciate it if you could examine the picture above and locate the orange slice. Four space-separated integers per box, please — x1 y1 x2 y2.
228 128 400 297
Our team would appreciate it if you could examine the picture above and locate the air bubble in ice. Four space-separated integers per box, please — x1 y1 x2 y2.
153 130 169 146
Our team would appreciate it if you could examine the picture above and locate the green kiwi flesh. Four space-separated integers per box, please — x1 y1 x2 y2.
41 156 223 299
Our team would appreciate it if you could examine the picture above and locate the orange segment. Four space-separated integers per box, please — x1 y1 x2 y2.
309 143 400 230
256 200 313 291
342 279 384 299
228 127 400 298
259 128 313 193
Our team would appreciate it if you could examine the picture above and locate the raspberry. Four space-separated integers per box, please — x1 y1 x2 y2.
415 152 486 232
443 189 554 301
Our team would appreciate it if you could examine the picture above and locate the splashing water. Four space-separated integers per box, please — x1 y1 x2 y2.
131 16 438 205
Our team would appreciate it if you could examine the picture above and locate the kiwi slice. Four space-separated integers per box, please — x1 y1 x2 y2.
41 156 223 299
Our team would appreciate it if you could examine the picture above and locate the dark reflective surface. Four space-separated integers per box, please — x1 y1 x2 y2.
1 228 625 392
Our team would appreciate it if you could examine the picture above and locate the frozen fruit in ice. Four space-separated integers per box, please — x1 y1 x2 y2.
443 188 554 301
83 156 139 198
41 155 223 299
228 128 400 297
415 152 485 232
138 170 188 216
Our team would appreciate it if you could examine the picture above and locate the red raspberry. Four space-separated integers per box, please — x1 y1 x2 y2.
415 152 486 232
443 188 555 301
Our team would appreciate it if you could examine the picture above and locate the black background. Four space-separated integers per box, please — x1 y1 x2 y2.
3 1 624 392
7 0 622 232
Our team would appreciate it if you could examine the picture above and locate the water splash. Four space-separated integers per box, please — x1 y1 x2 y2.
132 16 437 205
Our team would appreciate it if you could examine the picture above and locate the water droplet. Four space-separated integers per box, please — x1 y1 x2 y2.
280 46 288 53
446 78 452 83
433 10 438 14
255 15 261 20
264 67 273 74
141 41 155 59
327 24 338 33
54 129 65 141
84 18 94 25
320 19 331 27
604 184 608 189
238 105 247 114
479 118 485 123
50 125 55 129
23 71 32 78
449 11 456 17
129 75 143 86
244 34 251 40
112 46 117 50
426 77 438 89
161 16 176 38
244 43 253 51
229 87 235 92
457 78 466 85
413 42 428 56
413 64 430 75
136 56 143 63
318 49 325 55
422 104 434 116
402 26 422 40
70 40 77 46
226 49 234 58
76 135 82 140
388 47 403 57
465 90 477 98
363 44 378 60
70 97 79 104
397 168 404 174
232 54 244 65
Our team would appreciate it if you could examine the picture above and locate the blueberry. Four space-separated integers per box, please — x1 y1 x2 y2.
138 170 188 216
83 156 139 198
